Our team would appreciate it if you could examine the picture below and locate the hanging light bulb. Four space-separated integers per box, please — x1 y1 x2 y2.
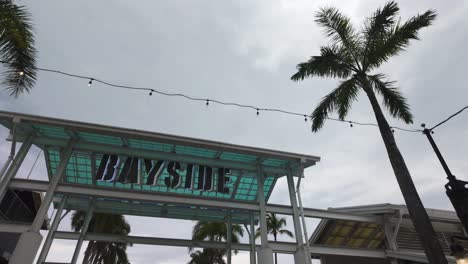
88 79 93 86
349 121 353 127
149 90 153 96
256 109 259 116
392 129 395 133
18 71 24 76
304 115 308 122
206 100 209 106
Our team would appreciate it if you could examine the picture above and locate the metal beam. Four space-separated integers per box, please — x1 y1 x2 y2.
0 135 33 202
36 196 68 264
9 179 382 223
386 250 456 264
71 200 94 264
0 222 30 233
51 196 251 224
53 231 386 258
266 204 383 223
0 111 320 164
30 141 75 232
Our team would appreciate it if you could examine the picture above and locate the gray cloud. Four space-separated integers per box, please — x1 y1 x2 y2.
1 0 467 263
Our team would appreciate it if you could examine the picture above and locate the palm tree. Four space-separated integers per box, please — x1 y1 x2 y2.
291 2 447 263
255 213 293 264
188 249 225 264
0 0 37 96
190 221 244 264
71 211 132 264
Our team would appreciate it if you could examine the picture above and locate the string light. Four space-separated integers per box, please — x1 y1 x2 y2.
206 100 209 106
1 60 463 133
18 71 24 76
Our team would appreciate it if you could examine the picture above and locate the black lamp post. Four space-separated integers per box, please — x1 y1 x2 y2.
421 124 468 233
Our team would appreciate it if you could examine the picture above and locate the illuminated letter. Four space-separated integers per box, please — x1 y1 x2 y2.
184 164 194 189
217 168 231 194
97 154 119 181
117 157 139 183
165 162 182 188
145 160 165 185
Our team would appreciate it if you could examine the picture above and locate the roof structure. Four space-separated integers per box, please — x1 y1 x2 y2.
0 111 320 224
309 203 466 263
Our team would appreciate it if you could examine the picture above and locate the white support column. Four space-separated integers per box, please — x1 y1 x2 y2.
0 121 18 181
71 200 95 264
286 173 303 246
384 213 401 264
9 140 75 264
249 213 256 264
226 211 232 264
287 171 311 264
296 163 312 264
36 196 68 264
256 166 273 264
0 135 33 202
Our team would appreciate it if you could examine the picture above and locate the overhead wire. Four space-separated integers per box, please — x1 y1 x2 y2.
1 60 464 133
430 106 468 131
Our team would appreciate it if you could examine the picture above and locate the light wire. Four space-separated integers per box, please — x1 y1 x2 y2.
3 60 463 133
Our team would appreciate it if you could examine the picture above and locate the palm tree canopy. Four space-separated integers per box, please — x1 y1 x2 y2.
255 213 294 240
191 221 244 245
291 1 436 131
188 249 226 264
0 0 37 96
71 211 131 264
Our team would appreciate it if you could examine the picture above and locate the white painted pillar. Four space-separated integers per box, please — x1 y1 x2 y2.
256 166 273 264
287 173 311 264
10 141 75 264
36 196 68 264
71 200 94 264
0 135 33 202
249 213 256 264
226 211 232 264
286 173 303 246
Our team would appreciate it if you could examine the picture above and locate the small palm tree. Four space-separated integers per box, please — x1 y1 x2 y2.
190 221 244 264
0 0 37 96
255 213 293 264
71 211 132 264
291 2 447 263
188 249 224 264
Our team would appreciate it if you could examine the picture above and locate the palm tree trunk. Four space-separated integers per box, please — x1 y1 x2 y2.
362 83 448 264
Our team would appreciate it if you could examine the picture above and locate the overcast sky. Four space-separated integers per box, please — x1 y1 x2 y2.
1 0 468 263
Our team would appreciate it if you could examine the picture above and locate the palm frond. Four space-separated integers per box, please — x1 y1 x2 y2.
336 77 359 119
310 77 358 131
311 88 340 132
0 0 37 97
367 74 413 123
278 229 294 238
366 9 436 70
315 7 361 69
362 1 399 69
291 45 354 81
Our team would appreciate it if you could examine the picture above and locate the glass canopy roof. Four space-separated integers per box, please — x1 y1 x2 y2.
0 111 320 223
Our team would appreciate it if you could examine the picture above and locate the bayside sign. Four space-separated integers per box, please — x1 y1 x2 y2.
96 154 232 194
